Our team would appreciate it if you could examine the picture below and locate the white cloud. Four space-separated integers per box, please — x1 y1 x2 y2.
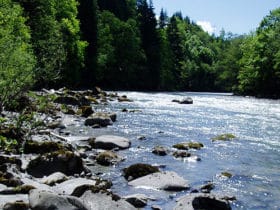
196 21 216 34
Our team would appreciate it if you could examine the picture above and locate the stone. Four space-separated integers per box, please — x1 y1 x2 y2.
118 95 133 102
123 163 159 180
211 134 236 141
54 96 80 106
128 171 189 191
173 193 232 210
29 189 89 210
179 97 193 104
81 190 136 210
200 182 215 193
152 146 168 156
23 140 65 154
96 151 123 166
0 195 28 210
77 106 94 118
53 177 96 195
123 194 151 208
173 151 191 158
3 201 29 210
94 135 131 150
26 150 85 178
41 172 68 186
85 112 113 127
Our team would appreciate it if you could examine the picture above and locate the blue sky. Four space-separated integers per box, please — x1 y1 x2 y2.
152 0 279 35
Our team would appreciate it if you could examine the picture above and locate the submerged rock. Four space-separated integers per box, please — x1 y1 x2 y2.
152 146 168 156
123 163 159 181
172 97 193 104
173 142 204 150
128 171 189 191
93 135 131 150
173 193 232 210
211 134 236 141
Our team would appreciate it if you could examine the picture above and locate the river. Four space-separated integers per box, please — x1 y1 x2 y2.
70 92 280 209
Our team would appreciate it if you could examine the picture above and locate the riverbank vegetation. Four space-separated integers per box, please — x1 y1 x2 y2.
0 0 280 111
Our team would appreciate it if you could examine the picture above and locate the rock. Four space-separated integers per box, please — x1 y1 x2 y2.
173 142 203 150
152 146 168 156
46 120 66 129
54 96 80 106
109 112 117 122
23 140 65 154
173 193 232 210
200 182 215 193
123 163 159 180
94 135 131 150
152 205 162 210
41 172 68 186
29 189 89 210
128 171 189 191
3 201 29 210
118 95 133 102
123 194 150 208
81 190 136 210
0 195 28 210
85 112 113 127
179 97 193 104
0 185 35 195
26 150 85 178
211 134 236 141
221 172 233 178
77 106 94 118
173 151 191 158
53 177 96 195
96 151 123 166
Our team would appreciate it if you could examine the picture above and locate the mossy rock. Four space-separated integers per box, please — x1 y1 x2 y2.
123 163 159 181
173 142 204 150
0 171 22 187
26 150 85 178
96 151 122 166
221 172 233 178
3 201 29 210
0 184 35 195
23 140 67 154
173 151 191 158
77 106 94 118
211 134 236 141
152 146 168 156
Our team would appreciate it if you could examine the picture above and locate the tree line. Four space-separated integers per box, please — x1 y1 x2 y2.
0 0 280 111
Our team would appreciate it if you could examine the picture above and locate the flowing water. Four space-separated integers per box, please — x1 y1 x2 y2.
70 92 280 209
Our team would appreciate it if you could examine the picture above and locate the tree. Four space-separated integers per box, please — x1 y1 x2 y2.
0 0 35 111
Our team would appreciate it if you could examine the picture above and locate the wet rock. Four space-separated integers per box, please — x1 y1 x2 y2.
211 134 236 141
53 177 96 195
41 172 68 186
200 182 215 193
173 142 204 150
0 185 35 195
123 194 149 208
77 106 94 118
118 95 133 102
26 150 85 178
173 151 191 158
54 96 80 106
152 205 162 210
46 120 66 129
29 189 89 210
128 171 189 191
109 112 117 122
93 135 131 150
96 151 123 166
221 172 233 178
179 97 193 104
152 146 168 156
173 193 232 210
85 112 113 127
0 195 28 210
123 163 159 181
3 201 29 210
81 190 136 210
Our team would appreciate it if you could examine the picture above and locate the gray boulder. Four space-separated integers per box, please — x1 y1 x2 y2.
29 189 89 210
128 171 189 191
93 135 131 150
173 193 231 210
84 112 114 127
41 172 68 186
81 190 136 210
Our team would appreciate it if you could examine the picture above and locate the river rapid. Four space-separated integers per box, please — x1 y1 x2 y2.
70 92 280 209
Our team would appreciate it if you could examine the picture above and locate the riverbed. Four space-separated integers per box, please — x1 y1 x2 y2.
67 92 280 209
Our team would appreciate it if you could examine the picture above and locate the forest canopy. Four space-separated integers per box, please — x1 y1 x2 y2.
0 0 279 107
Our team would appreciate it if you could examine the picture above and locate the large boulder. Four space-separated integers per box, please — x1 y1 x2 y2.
128 171 189 191
173 193 232 210
29 189 89 210
93 135 131 150
80 190 136 210
26 150 85 178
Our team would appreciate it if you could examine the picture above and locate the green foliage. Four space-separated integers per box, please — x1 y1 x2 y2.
0 135 18 153
0 0 35 111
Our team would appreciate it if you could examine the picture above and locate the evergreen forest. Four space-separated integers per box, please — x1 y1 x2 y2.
1 0 280 111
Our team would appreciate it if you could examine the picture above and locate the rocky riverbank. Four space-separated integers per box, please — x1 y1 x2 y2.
0 87 235 210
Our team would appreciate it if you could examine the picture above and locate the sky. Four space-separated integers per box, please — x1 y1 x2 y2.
152 0 279 35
